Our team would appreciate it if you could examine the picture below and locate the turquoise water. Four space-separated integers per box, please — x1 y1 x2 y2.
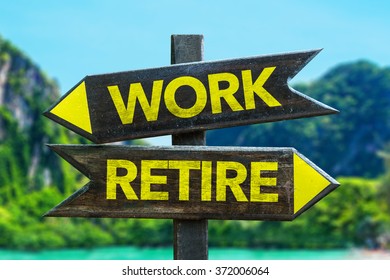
0 247 353 260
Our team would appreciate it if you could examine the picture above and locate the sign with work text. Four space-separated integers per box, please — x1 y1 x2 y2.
44 145 339 220
44 50 337 143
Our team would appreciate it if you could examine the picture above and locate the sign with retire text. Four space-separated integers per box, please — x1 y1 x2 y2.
44 145 339 220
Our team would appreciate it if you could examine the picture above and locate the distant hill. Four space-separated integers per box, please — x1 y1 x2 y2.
0 36 84 203
207 60 390 178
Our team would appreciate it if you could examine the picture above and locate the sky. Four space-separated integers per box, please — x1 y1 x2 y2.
1 0 390 145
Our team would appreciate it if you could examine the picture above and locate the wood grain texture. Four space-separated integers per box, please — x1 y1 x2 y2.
44 49 337 144
44 145 339 221
171 34 207 260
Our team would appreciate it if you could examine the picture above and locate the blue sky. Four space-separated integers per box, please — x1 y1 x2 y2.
1 0 390 144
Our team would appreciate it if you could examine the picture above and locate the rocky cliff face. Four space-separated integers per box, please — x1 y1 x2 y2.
0 36 80 203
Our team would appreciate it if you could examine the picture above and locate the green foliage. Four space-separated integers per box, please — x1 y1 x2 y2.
0 108 28 203
377 144 390 214
0 185 173 250
0 52 10 65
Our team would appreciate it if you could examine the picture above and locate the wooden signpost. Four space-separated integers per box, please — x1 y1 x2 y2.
44 35 340 260
170 35 207 260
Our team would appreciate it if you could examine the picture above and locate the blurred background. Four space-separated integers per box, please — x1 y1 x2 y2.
1 0 390 259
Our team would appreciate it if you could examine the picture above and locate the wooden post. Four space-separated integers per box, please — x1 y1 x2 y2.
171 34 208 260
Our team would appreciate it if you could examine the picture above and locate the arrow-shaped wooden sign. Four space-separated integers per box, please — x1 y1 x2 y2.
44 50 337 143
44 145 339 220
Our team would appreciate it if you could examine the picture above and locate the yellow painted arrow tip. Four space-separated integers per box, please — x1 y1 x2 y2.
293 153 337 214
50 81 92 134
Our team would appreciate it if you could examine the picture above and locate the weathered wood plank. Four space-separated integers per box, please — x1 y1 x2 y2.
43 49 337 144
44 145 339 221
171 34 207 260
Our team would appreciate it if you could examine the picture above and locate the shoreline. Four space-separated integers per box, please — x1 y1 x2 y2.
1 247 390 260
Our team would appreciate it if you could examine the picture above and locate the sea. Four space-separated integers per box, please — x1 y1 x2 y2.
1 246 389 260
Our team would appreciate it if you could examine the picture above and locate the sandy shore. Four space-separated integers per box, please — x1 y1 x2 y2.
348 249 390 259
